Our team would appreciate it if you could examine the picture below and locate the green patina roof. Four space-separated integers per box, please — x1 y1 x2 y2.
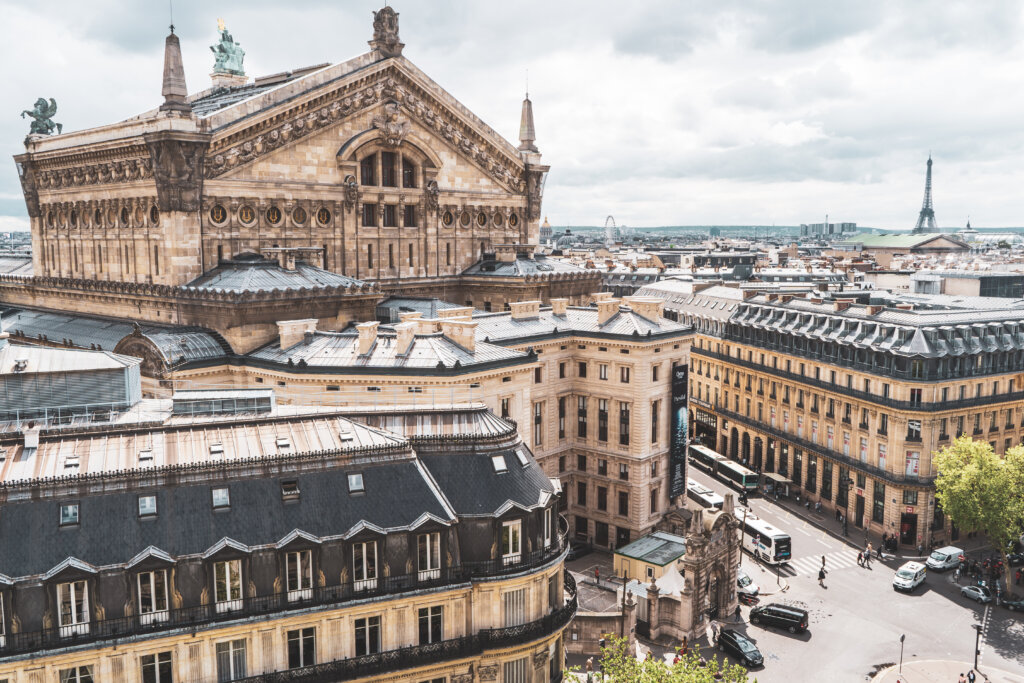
614 531 687 565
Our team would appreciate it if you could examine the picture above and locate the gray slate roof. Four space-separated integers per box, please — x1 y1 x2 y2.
0 462 452 578
0 255 32 276
186 258 364 293
462 255 588 277
419 447 554 516
248 327 527 370
472 306 690 344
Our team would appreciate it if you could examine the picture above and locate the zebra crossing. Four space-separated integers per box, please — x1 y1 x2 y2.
784 549 866 577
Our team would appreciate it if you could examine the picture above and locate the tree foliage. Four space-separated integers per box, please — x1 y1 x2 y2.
572 635 753 682
934 437 1024 593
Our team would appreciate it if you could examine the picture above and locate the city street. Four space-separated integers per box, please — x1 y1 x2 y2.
687 467 1024 681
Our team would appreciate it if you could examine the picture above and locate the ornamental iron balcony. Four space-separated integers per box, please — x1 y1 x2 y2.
1 530 569 658
231 570 578 683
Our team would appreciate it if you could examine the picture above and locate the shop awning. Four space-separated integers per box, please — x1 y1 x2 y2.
763 472 792 484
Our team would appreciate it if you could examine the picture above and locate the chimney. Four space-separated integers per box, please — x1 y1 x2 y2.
509 300 541 320
518 94 538 153
356 321 379 355
624 296 664 320
592 292 614 303
495 245 517 263
394 321 417 355
160 29 190 113
440 320 476 352
866 304 884 315
437 306 474 320
741 290 758 300
895 303 914 310
833 299 854 312
398 311 423 323
550 298 568 316
277 318 318 350
597 298 621 325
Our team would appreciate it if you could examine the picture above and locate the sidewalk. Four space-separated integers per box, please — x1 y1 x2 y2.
874 659 1023 683
758 492 992 562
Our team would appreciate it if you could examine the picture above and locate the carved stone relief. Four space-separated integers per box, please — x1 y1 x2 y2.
145 133 211 213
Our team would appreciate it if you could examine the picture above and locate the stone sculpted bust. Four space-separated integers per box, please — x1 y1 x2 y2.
210 19 245 76
21 98 62 136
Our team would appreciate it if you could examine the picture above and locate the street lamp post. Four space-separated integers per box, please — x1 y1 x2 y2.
899 634 905 674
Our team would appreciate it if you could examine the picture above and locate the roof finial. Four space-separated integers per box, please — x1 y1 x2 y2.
518 86 538 153
160 25 190 112
168 0 174 33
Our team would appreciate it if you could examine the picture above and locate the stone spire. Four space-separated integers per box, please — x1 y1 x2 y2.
160 28 190 112
518 93 538 153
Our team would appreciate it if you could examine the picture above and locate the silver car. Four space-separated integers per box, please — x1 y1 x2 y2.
961 585 993 604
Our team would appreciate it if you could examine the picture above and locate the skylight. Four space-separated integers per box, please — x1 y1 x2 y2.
348 473 364 493
491 455 508 473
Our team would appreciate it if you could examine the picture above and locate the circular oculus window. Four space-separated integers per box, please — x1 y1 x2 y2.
292 206 308 225
266 206 282 225
316 207 331 225
210 204 227 224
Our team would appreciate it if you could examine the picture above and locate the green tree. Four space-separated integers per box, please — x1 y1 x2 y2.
997 240 1011 250
571 635 753 682
933 437 1024 595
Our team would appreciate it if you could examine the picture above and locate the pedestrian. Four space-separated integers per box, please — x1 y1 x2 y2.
959 674 967 683
821 555 827 569
681 636 688 655
818 567 826 587
857 550 864 567
865 542 873 567
877 544 883 561
585 657 594 683
968 669 976 683
595 567 599 584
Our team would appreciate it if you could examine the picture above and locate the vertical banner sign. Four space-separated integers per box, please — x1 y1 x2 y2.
669 363 689 499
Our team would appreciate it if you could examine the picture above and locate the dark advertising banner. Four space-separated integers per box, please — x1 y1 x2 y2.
669 363 689 500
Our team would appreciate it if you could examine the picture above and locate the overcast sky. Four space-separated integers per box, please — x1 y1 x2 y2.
3 0 1024 231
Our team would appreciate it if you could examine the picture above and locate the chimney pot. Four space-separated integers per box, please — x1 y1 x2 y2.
510 300 542 320
356 321 379 355
597 298 621 325
549 298 568 315
277 318 318 350
394 321 417 355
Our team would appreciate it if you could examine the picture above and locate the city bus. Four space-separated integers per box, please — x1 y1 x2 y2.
688 444 726 472
734 509 792 565
686 478 725 510
717 460 759 494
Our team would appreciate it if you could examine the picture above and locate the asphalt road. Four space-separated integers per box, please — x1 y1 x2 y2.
687 466 1024 681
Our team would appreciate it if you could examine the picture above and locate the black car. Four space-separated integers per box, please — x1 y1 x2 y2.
749 603 809 633
1002 597 1024 611
717 629 764 669
1008 553 1024 567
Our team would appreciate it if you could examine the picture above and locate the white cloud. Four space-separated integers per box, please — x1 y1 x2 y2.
2 0 1024 228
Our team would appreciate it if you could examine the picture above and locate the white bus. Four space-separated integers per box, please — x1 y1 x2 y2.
686 478 725 510
734 510 792 565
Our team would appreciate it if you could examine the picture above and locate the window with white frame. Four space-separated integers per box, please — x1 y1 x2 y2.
214 560 243 612
502 587 526 626
215 639 247 683
57 580 89 636
138 569 169 623
141 652 173 683
59 667 94 683
501 520 522 565
354 616 381 656
138 495 157 517
353 541 377 591
211 487 230 509
286 550 313 601
287 627 316 669
543 507 553 549
418 532 441 580
59 503 79 527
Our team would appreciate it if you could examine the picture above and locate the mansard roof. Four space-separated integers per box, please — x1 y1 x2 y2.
462 254 588 278
472 304 691 345
186 255 365 293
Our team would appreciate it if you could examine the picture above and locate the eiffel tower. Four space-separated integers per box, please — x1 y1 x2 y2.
913 155 939 233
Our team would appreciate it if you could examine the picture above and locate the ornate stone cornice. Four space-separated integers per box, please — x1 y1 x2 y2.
204 66 526 193
34 156 153 190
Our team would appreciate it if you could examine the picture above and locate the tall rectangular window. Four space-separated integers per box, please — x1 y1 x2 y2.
502 520 523 565
619 402 631 445
650 488 659 514
214 560 243 612
558 397 566 439
503 658 530 683
402 157 416 188
651 400 660 443
287 627 316 669
215 639 247 683
544 507 553 548
418 606 443 645
388 242 395 267
502 588 526 627
577 482 587 506
59 668 94 683
418 532 441 580
596 486 607 511
618 491 629 516
141 652 173 683
578 362 587 378
577 396 588 438
362 204 377 227
137 569 169 623
366 243 374 268
533 401 543 446
57 580 89 635
354 617 381 656
872 482 886 524
598 399 609 442
353 541 377 591
381 151 397 187
383 204 397 228
360 154 376 185
286 550 313 601
599 364 608 380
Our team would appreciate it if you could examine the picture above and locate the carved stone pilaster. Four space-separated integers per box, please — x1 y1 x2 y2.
477 663 498 681
14 157 41 218
532 649 549 669
524 165 548 222
451 672 474 683
143 131 211 213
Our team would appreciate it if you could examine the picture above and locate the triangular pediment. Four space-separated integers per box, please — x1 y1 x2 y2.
203 58 527 194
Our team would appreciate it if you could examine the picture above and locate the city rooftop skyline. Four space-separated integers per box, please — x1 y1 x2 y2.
4 0 1024 231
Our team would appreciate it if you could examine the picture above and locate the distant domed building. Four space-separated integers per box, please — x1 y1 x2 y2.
540 216 552 243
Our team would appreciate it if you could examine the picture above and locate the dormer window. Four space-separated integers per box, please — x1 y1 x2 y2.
501 520 522 566
213 559 243 613
60 503 79 527
281 480 300 501
353 540 377 591
212 487 230 509
348 473 364 493
286 550 313 602
491 455 508 473
138 495 157 518
516 449 529 467
137 569 169 624
57 580 89 636
418 532 441 581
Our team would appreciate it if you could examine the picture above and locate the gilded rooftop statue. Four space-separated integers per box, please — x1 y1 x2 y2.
210 19 245 75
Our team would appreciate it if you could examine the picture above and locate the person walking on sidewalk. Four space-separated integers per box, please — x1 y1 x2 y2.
968 669 976 683
818 567 827 587
865 543 873 568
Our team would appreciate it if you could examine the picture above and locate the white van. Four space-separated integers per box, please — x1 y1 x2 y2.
926 546 963 572
893 561 927 592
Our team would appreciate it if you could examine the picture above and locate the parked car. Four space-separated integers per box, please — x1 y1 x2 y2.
926 546 963 571
567 542 592 561
737 568 760 596
1008 552 1024 567
1002 597 1024 611
749 603 809 633
717 629 764 669
961 585 994 604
